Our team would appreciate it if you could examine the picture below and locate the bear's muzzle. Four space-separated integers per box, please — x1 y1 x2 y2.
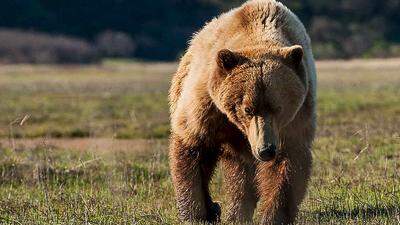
248 115 278 162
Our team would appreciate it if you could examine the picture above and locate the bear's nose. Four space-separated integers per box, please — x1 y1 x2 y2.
257 144 276 161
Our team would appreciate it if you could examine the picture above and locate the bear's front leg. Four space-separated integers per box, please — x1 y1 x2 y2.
256 150 311 225
221 144 258 224
169 135 220 223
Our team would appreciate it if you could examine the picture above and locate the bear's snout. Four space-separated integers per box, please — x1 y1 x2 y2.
256 143 277 161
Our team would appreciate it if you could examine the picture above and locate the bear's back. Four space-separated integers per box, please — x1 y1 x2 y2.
191 0 310 53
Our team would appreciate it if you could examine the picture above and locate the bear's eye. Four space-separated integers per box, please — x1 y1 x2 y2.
244 107 254 116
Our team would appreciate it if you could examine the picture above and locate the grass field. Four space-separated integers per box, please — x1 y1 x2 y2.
0 59 399 224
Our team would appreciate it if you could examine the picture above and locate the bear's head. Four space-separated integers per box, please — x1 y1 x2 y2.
209 45 307 161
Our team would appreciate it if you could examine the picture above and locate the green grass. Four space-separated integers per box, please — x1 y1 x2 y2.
0 62 172 139
0 143 178 224
0 59 399 224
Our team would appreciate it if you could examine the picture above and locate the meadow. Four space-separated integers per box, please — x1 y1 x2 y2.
0 59 399 224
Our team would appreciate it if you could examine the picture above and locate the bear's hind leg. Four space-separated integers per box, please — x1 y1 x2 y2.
221 147 258 224
169 136 220 223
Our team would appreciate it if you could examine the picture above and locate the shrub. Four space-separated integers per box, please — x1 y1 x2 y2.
0 29 99 64
95 30 136 58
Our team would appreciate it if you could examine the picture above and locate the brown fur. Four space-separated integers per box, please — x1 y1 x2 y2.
169 0 316 224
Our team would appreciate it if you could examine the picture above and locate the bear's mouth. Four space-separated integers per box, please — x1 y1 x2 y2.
253 143 277 162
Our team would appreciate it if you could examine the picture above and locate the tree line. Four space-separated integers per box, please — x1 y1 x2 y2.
0 0 399 62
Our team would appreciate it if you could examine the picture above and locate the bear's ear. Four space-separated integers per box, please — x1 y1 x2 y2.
217 49 244 73
279 45 303 68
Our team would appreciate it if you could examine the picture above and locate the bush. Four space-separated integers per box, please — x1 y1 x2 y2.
96 30 136 58
0 29 99 64
313 43 346 59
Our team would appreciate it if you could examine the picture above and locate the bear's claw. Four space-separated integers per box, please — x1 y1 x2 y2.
206 202 221 223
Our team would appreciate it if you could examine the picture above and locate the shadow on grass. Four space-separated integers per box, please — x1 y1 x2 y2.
310 205 399 221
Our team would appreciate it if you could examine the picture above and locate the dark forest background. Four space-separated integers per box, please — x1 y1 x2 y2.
0 0 400 63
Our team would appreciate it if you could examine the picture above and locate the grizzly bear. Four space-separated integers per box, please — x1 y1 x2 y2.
168 0 316 224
